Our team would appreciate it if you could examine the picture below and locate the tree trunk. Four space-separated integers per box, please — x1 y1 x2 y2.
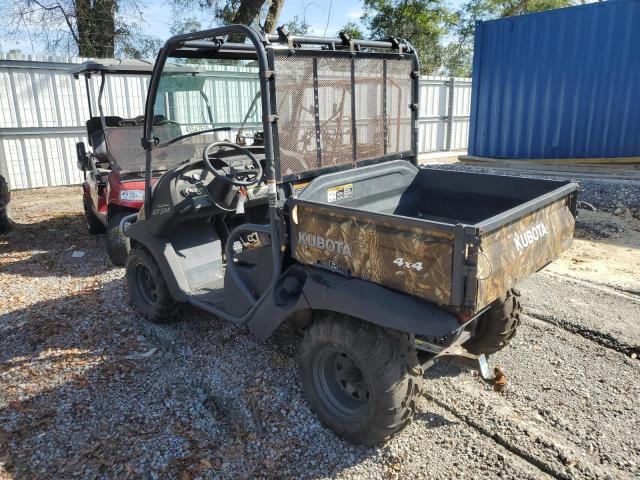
226 0 284 41
231 0 265 25
0 174 13 234
75 0 117 57
263 0 284 33
95 0 116 57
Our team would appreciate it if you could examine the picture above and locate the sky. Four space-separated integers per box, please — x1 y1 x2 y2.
0 0 368 53
0 0 464 55
143 0 372 43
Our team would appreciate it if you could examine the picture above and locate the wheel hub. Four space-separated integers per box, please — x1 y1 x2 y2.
135 264 158 304
334 353 369 402
312 348 371 422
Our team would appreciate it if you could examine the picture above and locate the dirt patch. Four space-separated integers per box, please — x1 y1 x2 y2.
548 209 640 293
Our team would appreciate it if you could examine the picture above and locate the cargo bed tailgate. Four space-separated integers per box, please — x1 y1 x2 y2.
473 187 578 309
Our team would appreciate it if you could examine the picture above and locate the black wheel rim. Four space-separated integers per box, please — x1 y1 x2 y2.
134 264 158 305
312 347 370 422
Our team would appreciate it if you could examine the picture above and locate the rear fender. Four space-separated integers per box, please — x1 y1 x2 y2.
249 265 461 340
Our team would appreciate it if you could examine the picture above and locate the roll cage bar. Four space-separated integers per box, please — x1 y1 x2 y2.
142 24 419 208
141 25 419 324
71 60 156 123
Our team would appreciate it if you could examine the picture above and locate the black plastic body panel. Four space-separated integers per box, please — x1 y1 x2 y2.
248 265 461 341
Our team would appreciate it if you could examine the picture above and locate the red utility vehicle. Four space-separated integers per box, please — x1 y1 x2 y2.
73 59 258 265
72 60 156 265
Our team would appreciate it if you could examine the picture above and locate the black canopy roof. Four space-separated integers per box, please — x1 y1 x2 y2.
69 59 156 76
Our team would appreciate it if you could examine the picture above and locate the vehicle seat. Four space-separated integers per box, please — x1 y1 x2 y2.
118 115 146 127
86 116 123 163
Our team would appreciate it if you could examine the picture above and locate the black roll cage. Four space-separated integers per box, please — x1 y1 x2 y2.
142 24 419 206
140 24 419 324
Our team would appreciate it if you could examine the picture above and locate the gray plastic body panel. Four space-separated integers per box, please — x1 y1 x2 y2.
126 220 223 302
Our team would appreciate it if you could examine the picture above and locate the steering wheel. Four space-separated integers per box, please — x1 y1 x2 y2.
203 141 263 187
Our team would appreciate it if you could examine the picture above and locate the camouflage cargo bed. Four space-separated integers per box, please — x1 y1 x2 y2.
289 161 578 313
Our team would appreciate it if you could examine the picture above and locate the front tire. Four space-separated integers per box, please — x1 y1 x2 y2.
126 247 180 323
299 313 423 446
106 212 132 266
464 288 522 355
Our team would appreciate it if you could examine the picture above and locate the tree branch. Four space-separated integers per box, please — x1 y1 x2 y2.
28 0 79 43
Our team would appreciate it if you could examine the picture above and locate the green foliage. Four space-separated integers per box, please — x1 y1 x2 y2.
169 0 284 42
117 32 164 59
170 17 204 35
283 15 309 35
363 0 454 75
485 0 575 17
338 22 364 39
440 0 493 77
363 0 576 76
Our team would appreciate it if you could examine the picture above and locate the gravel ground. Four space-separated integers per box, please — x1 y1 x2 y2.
1 184 639 479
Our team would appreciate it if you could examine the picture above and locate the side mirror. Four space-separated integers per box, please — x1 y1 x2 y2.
76 142 89 171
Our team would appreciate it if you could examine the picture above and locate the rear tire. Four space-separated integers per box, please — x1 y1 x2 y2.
106 212 132 266
83 195 105 234
126 247 180 323
464 288 522 355
299 313 423 446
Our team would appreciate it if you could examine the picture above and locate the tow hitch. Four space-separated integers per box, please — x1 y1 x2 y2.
416 331 498 383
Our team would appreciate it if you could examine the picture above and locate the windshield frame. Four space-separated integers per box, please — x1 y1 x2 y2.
142 26 277 219
150 63 260 149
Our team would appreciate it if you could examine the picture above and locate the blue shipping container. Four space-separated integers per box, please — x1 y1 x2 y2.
468 0 640 160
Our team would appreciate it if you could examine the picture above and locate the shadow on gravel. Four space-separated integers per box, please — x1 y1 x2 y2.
0 213 115 277
0 282 230 478
1 285 453 479
1 195 454 477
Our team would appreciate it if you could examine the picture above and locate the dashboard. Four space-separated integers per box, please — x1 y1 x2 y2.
171 148 268 215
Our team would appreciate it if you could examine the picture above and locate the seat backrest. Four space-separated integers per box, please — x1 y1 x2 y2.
86 116 123 146
91 129 109 163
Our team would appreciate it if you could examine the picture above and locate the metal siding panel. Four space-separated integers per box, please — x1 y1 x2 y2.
2 139 28 189
417 76 471 153
0 72 17 127
470 0 640 159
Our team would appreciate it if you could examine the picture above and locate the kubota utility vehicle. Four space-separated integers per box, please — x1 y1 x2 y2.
124 25 579 445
